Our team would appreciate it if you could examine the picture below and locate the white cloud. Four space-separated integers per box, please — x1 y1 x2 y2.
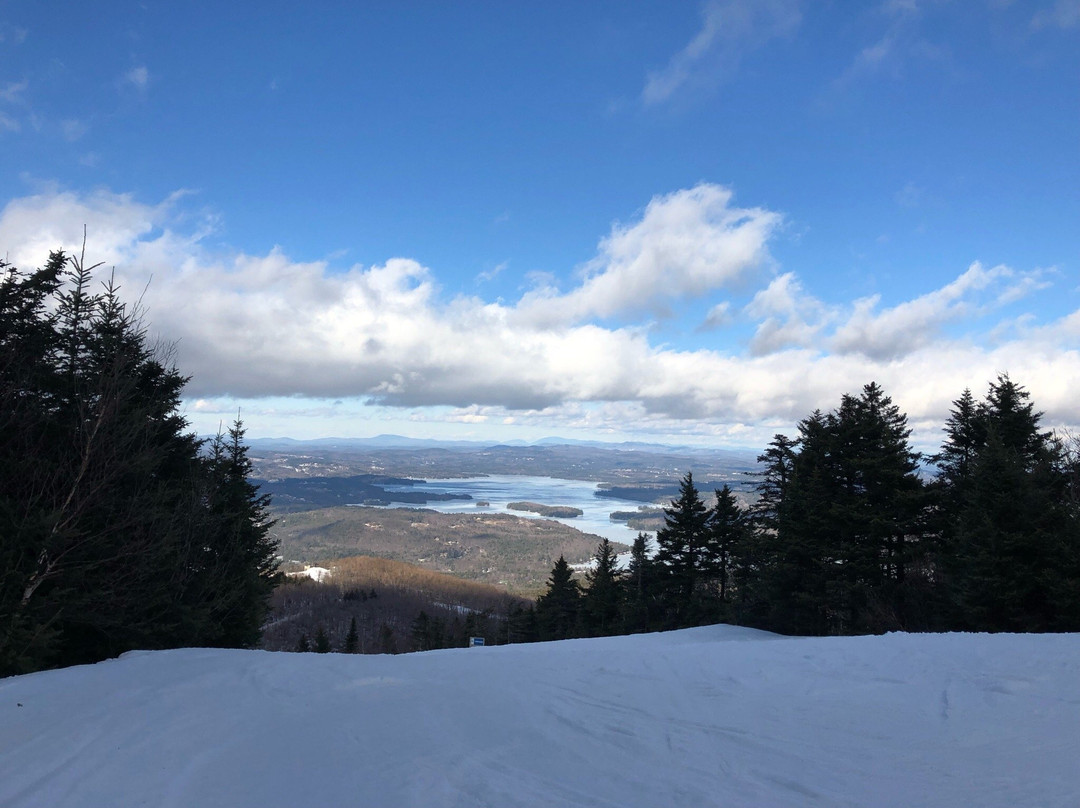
124 66 150 91
0 23 28 45
476 261 506 283
0 79 27 103
700 301 733 330
642 0 801 106
828 262 1026 360
61 118 88 142
517 184 780 326
745 273 830 355
1032 0 1080 28
1 186 1077 449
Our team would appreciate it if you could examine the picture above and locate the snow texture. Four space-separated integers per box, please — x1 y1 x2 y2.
2 626 1079 807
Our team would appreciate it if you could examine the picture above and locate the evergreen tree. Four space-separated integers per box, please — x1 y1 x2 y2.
195 418 280 647
581 538 622 637
314 626 331 653
507 604 539 644
764 410 836 635
942 375 1079 631
621 532 654 633
535 556 580 641
653 472 711 627
706 485 747 606
754 385 925 635
751 434 798 535
378 623 398 654
737 434 798 628
0 249 281 675
344 616 360 653
295 633 311 653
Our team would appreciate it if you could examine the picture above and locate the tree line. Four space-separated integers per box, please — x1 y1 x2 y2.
1 250 279 676
524 379 1080 640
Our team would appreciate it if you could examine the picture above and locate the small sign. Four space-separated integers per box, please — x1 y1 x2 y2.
469 636 485 647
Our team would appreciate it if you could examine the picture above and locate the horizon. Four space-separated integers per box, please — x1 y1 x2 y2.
2 2 1077 449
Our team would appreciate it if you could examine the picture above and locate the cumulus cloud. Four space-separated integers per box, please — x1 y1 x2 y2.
642 0 801 106
745 273 830 355
700 301 733 330
517 184 780 326
828 262 1035 360
1 186 1077 449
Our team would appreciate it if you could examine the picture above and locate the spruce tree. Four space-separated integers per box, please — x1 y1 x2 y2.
654 472 710 628
535 556 580 640
344 616 360 653
581 538 622 637
621 533 654 633
0 249 281 675
706 485 747 606
942 376 1079 631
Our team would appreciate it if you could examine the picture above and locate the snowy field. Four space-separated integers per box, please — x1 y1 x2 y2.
2 627 1078 808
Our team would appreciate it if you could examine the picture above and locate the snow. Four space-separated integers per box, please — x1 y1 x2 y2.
2 627 1079 807
284 565 332 582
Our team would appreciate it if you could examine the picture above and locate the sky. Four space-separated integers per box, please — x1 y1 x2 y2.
1 0 1078 449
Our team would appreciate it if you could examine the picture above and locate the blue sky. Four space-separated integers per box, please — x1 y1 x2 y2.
1 0 1078 449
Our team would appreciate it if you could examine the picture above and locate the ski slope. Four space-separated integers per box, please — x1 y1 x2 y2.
2 626 1078 807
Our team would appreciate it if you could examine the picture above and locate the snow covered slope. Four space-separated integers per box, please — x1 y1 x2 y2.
2 627 1078 807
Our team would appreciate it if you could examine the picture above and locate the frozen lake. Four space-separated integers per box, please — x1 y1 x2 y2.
376 474 661 545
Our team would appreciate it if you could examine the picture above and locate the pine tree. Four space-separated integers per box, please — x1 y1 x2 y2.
653 472 711 627
314 626 331 653
942 375 1079 631
378 623 398 654
296 633 311 653
621 533 654 633
535 556 580 640
0 249 281 675
581 538 622 637
344 616 360 653
706 485 747 606
196 418 280 647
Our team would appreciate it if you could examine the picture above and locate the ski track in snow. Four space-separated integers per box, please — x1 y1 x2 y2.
1 627 1079 807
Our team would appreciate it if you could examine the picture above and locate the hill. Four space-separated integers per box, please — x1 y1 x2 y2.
271 505 622 595
264 555 528 653
2 629 1078 807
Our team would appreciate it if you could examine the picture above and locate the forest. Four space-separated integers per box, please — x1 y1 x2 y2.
525 379 1080 641
0 250 279 676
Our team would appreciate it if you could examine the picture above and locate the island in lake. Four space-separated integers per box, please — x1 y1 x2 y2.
507 501 584 518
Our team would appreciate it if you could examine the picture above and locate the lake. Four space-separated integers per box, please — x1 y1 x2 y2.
375 474 663 545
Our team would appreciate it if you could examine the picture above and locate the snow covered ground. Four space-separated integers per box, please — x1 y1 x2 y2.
2 626 1078 807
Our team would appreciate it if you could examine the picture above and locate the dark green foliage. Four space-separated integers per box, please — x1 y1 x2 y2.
581 538 622 637
938 376 1080 631
0 251 279 676
744 384 927 635
378 622 398 654
620 532 655 633
707 485 748 607
314 626 331 653
535 556 580 640
653 473 711 626
296 633 311 653
507 603 539 643
344 616 360 653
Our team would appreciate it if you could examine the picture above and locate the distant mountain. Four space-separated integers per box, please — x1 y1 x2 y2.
246 433 762 458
